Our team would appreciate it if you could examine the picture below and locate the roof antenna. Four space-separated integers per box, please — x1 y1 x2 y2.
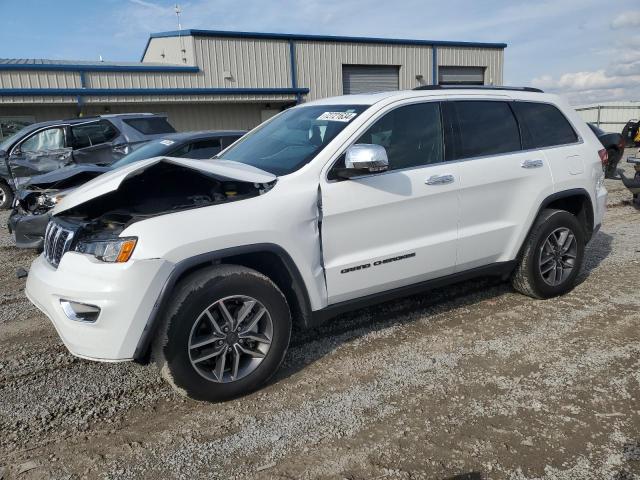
174 4 182 32
174 4 186 63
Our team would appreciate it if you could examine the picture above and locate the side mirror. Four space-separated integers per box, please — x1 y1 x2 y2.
336 144 389 179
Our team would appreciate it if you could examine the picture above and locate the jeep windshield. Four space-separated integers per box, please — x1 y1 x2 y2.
219 104 369 175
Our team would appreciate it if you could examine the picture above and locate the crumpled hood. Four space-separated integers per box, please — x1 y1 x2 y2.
23 164 111 189
52 156 276 215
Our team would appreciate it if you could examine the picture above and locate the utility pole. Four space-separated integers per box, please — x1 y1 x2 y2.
175 4 186 63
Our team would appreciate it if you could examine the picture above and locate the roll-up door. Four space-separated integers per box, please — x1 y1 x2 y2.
438 66 485 85
342 65 400 94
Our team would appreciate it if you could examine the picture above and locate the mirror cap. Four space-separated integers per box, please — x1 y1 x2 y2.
345 144 389 172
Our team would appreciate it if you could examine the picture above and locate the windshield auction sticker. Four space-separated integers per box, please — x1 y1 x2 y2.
317 112 358 122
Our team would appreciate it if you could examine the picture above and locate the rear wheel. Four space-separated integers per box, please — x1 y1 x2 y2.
0 182 13 210
512 209 585 299
154 264 291 402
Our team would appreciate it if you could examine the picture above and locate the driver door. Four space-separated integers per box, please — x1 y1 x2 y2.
320 101 460 304
8 125 72 188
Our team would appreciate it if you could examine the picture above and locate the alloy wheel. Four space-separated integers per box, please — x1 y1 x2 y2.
538 227 577 286
188 295 273 383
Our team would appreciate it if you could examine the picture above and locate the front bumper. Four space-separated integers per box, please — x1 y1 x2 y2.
9 208 50 249
26 252 173 361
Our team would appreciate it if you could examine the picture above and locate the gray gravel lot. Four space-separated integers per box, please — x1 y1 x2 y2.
0 152 639 479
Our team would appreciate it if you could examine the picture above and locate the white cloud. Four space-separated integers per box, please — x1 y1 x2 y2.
610 10 640 29
532 70 640 91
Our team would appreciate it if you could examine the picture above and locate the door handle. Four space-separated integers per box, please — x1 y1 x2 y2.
426 174 455 185
522 159 544 169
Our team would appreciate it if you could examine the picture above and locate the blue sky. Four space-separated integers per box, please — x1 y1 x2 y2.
1 0 639 105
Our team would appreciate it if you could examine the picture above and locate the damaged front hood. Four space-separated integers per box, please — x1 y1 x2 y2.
23 164 111 190
53 157 276 215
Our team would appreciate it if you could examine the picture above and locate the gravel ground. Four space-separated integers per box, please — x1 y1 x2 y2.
0 151 639 480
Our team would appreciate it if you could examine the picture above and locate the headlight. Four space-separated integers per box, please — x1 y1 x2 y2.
75 237 137 263
48 192 67 205
35 191 67 209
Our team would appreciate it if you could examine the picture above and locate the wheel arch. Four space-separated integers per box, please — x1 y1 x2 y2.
133 243 312 362
525 189 595 250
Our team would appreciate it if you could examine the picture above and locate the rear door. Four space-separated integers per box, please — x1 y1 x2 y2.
321 101 460 304
446 100 554 271
510 102 583 194
69 120 120 164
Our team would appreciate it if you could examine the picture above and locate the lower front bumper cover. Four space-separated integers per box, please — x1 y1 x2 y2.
26 252 173 361
9 209 50 249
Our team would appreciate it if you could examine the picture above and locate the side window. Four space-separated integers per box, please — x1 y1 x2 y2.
70 120 118 149
448 101 521 160
19 127 65 153
511 102 578 149
356 102 444 170
172 139 222 159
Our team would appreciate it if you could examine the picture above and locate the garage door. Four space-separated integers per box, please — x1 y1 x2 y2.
342 65 400 94
439 66 485 85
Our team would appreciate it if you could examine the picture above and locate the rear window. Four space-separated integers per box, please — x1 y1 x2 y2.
123 117 176 135
447 101 521 160
511 102 578 149
172 138 222 159
71 120 118 149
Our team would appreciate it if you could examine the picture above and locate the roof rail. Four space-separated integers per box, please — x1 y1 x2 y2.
413 85 544 93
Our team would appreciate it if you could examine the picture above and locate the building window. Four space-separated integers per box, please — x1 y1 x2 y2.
438 66 485 85
342 65 400 95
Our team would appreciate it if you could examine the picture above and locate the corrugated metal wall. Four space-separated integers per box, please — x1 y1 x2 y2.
193 37 292 89
82 103 284 131
0 104 77 122
0 71 81 89
142 35 196 66
437 46 503 86
0 102 282 131
295 41 433 100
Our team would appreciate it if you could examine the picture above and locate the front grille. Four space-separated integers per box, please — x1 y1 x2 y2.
44 221 75 268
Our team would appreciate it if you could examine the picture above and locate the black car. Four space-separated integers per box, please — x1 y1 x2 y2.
587 123 625 178
0 113 177 209
8 130 245 249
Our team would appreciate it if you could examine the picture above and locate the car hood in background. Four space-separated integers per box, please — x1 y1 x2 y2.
52 156 277 215
23 164 112 190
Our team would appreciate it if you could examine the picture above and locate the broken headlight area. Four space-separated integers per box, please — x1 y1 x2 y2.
18 189 68 215
50 162 275 264
74 237 137 263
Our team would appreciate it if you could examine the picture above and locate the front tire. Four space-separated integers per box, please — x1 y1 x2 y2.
511 209 585 299
154 264 291 402
0 182 14 210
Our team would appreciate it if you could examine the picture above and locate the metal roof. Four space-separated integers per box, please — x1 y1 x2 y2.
0 58 198 72
147 29 508 49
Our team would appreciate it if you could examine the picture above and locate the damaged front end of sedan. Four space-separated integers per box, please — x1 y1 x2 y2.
9 166 110 249
42 157 276 266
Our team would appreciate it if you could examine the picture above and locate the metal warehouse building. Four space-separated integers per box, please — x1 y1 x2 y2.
0 29 506 137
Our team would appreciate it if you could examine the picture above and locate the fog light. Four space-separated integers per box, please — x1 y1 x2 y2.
60 299 100 323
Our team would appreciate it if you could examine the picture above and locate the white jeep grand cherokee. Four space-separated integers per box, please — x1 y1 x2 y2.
26 87 608 401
